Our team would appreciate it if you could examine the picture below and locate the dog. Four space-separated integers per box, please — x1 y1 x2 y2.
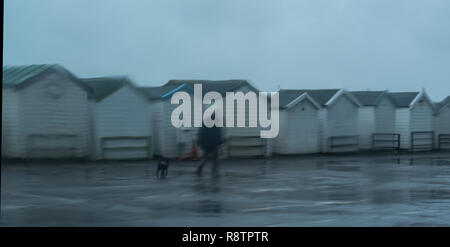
155 155 170 179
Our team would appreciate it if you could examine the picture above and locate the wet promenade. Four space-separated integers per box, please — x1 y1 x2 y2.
2 152 450 226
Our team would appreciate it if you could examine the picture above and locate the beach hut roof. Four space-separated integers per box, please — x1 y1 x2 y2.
138 83 193 101
278 89 342 108
164 79 259 94
3 64 55 87
435 96 450 113
388 92 420 108
350 91 390 106
3 64 93 96
83 76 133 102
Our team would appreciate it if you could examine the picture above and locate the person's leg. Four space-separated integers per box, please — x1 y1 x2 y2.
162 166 168 178
196 151 210 175
156 160 162 178
211 149 219 176
156 165 161 178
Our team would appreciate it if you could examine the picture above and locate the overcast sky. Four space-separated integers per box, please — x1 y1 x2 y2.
3 0 450 101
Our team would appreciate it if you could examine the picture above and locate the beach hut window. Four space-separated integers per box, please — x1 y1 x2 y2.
44 81 65 99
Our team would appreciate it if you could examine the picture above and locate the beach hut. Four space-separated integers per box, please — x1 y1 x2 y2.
2 64 93 159
350 91 398 150
139 83 196 159
141 80 271 159
280 89 362 153
83 77 153 160
273 92 321 154
389 90 435 151
162 80 271 158
434 96 450 149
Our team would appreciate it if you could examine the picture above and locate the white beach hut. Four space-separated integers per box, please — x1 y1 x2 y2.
141 79 271 159
434 96 450 149
273 92 321 154
140 83 196 159
350 91 398 150
162 80 270 158
281 89 362 153
2 64 93 159
389 91 435 151
84 77 153 160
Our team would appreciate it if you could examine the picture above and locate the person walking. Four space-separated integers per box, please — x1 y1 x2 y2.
196 114 223 176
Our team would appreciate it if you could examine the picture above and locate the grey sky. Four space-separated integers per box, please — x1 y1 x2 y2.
3 0 450 101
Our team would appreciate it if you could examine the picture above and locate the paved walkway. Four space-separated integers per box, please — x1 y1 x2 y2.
2 153 450 226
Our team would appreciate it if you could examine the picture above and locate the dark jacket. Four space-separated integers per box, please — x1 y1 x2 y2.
197 125 222 152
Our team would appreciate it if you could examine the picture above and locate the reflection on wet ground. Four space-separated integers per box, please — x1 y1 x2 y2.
2 153 450 226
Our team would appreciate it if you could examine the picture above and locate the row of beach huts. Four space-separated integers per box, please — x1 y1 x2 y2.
2 64 450 160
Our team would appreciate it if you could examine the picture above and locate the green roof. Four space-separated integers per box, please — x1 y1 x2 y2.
164 79 258 94
435 96 450 112
388 92 419 108
83 77 129 101
3 64 56 87
350 91 388 106
138 85 183 100
3 64 94 98
139 79 258 101
279 89 340 107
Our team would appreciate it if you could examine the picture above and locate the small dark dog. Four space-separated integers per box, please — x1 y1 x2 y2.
155 156 170 179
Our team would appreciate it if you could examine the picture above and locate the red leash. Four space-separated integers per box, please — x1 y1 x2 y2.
175 145 200 162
